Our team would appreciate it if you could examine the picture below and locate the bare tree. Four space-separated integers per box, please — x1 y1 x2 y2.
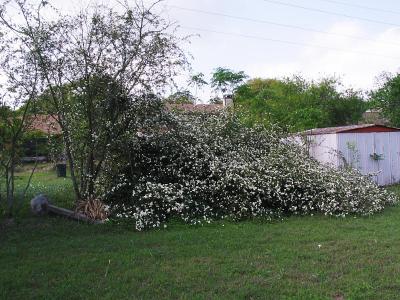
0 0 188 202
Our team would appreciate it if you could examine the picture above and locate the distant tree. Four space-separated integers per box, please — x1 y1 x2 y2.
235 76 366 131
17 90 56 115
209 97 223 105
0 104 11 115
211 67 248 97
189 73 208 87
165 90 195 104
370 73 400 127
188 72 208 101
305 78 366 127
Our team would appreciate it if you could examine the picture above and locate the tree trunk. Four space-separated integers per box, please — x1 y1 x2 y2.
60 119 82 202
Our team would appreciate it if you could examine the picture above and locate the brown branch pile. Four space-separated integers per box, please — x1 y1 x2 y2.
76 198 108 221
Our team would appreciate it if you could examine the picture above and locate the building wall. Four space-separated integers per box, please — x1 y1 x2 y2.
307 134 339 167
337 132 400 186
306 132 400 186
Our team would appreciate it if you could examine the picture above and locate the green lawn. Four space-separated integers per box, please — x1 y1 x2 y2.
2 168 400 299
9 164 75 216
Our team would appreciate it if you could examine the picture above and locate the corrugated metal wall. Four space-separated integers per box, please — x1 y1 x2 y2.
337 132 400 186
308 132 400 186
307 134 339 167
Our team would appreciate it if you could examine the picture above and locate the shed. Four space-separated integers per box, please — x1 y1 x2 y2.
300 124 400 186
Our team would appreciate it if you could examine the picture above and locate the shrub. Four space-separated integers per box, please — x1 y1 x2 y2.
101 112 397 230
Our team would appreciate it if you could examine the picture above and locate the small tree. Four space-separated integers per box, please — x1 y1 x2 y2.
211 67 247 99
0 14 40 216
188 72 208 103
0 110 34 216
0 0 188 203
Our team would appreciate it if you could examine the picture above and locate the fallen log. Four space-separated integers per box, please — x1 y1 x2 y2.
47 204 104 224
31 194 104 224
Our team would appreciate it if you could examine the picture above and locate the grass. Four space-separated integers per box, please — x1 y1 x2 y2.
10 163 75 215
2 168 400 299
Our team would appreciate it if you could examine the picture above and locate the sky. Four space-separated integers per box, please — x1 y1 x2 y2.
161 0 400 101
11 0 400 102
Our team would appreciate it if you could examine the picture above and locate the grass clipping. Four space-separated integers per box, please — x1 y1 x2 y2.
76 199 108 221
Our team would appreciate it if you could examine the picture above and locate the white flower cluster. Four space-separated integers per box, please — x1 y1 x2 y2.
103 112 397 231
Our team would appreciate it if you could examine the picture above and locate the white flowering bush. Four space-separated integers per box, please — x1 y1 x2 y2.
101 112 397 230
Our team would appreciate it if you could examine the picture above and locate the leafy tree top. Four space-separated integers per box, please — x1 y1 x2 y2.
165 90 195 104
370 73 400 127
188 73 208 88
235 76 366 131
211 67 248 95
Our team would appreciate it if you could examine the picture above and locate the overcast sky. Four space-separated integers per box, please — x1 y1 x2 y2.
21 0 400 102
165 0 400 100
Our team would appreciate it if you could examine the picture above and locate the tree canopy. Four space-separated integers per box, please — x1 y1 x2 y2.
0 0 188 201
369 73 400 127
165 90 195 104
211 67 248 96
235 76 367 131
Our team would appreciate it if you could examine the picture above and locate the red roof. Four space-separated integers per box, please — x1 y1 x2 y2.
303 124 400 135
27 114 61 135
166 103 223 113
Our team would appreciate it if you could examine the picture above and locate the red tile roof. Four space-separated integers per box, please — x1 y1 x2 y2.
166 103 223 113
26 104 224 136
27 114 61 135
302 124 400 135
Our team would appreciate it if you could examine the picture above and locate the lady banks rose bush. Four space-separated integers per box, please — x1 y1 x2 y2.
101 112 397 230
